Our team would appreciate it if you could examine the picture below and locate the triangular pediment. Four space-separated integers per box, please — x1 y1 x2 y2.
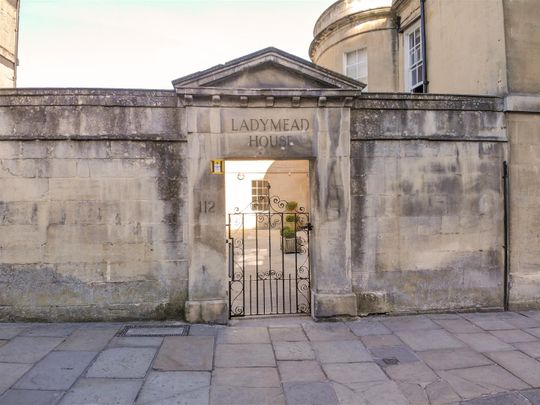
172 47 364 90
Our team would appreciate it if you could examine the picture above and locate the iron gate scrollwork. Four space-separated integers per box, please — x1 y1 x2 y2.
227 196 311 317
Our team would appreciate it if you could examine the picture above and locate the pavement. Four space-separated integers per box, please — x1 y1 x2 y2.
1 312 540 404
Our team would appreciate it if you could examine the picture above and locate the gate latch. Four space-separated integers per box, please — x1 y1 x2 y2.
304 222 313 231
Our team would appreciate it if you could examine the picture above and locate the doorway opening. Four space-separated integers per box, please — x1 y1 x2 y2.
225 160 311 317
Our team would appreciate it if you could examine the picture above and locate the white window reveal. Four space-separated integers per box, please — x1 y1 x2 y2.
251 180 270 211
405 23 423 92
345 48 368 89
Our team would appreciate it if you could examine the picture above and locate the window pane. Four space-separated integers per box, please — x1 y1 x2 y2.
406 24 423 91
345 49 367 83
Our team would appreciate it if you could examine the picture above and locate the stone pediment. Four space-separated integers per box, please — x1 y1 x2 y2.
172 47 364 91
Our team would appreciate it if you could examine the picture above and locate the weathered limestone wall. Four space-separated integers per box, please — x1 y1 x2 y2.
0 89 188 321
508 112 540 309
503 0 540 94
350 94 507 314
0 0 18 88
417 0 507 95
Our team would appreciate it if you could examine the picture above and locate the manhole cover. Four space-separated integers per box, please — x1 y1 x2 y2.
116 325 190 337
382 357 399 365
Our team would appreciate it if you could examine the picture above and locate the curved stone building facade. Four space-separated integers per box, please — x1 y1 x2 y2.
310 0 537 96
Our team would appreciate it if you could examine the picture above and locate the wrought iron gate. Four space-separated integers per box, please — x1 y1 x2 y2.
227 196 311 317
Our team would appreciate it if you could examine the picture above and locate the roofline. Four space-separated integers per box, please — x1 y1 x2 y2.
172 47 365 90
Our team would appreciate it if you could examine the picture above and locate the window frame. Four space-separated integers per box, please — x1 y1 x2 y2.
404 22 424 92
251 180 270 211
343 48 368 89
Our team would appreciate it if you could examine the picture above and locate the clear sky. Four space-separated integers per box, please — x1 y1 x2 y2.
17 0 332 89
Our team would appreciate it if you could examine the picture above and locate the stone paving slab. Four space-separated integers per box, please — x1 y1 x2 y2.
20 324 78 338
86 347 156 378
369 345 420 366
505 315 540 329
215 343 275 367
59 378 142 405
213 367 280 388
278 360 326 383
490 329 538 343
397 382 430 405
346 320 392 336
56 328 117 351
108 336 164 347
0 363 33 396
283 381 339 405
0 337 64 363
434 319 484 334
525 327 540 338
427 313 463 320
520 388 540 403
396 329 465 351
323 362 388 384
460 391 530 405
486 350 540 387
153 336 214 371
269 326 307 342
399 379 462 405
513 340 540 357
313 340 372 363
274 341 315 360
470 319 516 331
455 332 514 352
418 348 492 370
14 351 96 390
217 326 269 344
189 324 224 337
302 322 356 341
385 362 439 385
209 386 285 405
360 333 404 348
425 379 461 404
0 389 64 405
136 371 210 405
382 316 441 332
437 364 530 399
0 326 29 340
332 380 409 405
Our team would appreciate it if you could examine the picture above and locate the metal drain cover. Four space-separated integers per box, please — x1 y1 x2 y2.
116 324 190 337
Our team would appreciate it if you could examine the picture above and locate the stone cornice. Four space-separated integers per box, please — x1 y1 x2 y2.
504 94 540 113
310 7 393 61
0 88 177 107
353 93 504 112
176 90 359 108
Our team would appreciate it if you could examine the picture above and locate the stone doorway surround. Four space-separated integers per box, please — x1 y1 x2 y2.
172 48 364 323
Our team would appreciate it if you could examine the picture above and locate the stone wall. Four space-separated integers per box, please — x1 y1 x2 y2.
503 0 540 94
0 89 188 320
508 112 540 309
350 94 508 314
0 87 522 320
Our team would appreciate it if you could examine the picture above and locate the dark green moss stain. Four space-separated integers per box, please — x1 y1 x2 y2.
154 292 187 320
